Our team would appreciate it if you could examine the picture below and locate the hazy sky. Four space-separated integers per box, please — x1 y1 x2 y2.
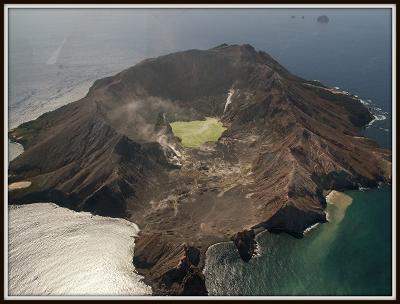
9 8 391 56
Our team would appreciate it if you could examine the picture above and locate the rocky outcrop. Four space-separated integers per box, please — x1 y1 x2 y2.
132 234 207 296
231 229 257 262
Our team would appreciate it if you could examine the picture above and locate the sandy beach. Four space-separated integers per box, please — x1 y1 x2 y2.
8 181 31 191
325 190 353 223
326 190 353 206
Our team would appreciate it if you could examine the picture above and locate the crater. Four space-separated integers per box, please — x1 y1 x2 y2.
170 117 227 148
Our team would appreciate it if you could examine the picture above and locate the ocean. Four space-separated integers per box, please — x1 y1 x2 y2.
7 8 392 296
8 203 151 296
204 186 392 296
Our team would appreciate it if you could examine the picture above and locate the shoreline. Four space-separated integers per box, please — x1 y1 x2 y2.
7 177 387 297
204 188 361 271
8 139 24 163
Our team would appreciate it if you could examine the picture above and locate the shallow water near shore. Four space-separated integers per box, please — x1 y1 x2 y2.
204 186 392 296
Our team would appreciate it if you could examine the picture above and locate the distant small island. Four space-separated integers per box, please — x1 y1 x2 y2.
317 15 330 23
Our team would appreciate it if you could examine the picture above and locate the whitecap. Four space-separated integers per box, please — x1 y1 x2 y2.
253 243 262 257
375 114 386 121
303 222 320 235
368 114 387 126
360 99 370 105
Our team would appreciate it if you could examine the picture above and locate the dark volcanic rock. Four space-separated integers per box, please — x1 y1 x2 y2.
258 205 327 238
181 267 208 296
133 234 207 296
231 229 257 262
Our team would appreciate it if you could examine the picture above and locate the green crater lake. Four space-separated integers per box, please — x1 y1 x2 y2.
170 117 226 148
204 186 392 296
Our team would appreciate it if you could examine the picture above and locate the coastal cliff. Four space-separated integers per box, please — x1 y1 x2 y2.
8 44 391 295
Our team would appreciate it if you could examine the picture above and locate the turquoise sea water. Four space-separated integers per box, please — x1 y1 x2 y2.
204 186 392 296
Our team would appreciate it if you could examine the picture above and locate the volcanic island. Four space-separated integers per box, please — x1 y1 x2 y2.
9 44 391 295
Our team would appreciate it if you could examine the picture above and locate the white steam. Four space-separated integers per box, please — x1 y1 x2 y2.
223 88 235 113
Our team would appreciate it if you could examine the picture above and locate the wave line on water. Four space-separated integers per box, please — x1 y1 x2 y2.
46 38 67 65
